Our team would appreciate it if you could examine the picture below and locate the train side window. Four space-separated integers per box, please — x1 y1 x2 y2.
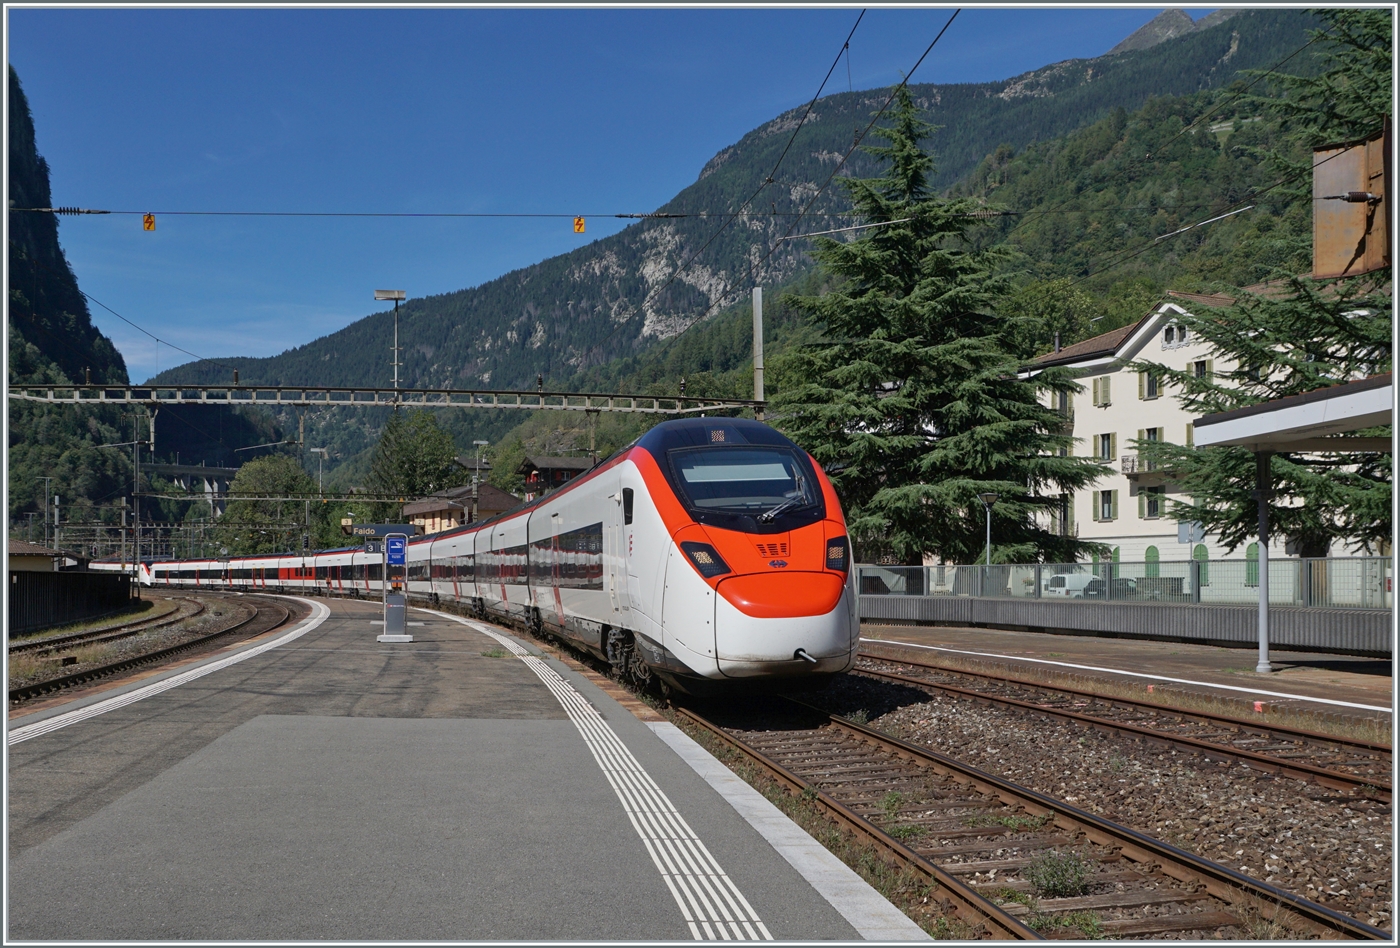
622 488 634 525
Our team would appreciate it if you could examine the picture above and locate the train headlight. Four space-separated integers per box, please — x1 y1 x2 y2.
826 536 849 573
680 541 732 578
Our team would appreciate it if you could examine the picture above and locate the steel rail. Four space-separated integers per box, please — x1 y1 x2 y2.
673 705 1042 941
857 648 1391 755
6 383 761 415
8 598 290 705
8 597 206 655
796 700 1392 941
855 664 1391 797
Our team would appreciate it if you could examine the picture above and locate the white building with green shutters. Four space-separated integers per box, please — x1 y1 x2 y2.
1030 293 1288 571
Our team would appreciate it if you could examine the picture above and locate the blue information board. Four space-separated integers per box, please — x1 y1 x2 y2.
386 536 407 566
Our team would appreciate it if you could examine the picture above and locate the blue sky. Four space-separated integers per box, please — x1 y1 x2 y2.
7 6 1192 383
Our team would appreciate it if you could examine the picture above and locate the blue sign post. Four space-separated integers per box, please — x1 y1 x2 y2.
378 533 412 643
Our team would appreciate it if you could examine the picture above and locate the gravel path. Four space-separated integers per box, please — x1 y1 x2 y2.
814 672 1392 932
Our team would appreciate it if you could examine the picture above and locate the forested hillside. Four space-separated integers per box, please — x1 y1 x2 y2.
151 9 1318 396
7 66 283 537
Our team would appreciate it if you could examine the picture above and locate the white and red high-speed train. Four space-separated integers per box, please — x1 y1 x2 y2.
111 418 859 693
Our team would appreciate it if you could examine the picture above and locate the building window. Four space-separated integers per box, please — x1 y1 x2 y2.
1092 376 1111 407
1139 486 1165 519
1098 432 1116 461
1193 543 1210 586
1164 327 1174 343
1245 542 1259 586
1140 371 1160 400
1193 359 1211 379
1145 545 1160 578
1098 489 1117 521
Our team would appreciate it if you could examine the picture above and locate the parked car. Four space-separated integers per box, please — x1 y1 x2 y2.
1042 573 1095 598
1083 577 1138 599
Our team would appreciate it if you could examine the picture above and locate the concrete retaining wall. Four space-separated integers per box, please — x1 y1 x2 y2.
859 595 1392 656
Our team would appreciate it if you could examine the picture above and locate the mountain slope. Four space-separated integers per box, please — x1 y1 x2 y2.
151 9 1319 399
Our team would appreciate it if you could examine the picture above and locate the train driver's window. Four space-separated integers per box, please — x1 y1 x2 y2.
623 488 634 525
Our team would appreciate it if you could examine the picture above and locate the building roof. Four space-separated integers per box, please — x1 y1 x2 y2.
1033 315 1150 368
402 497 463 517
9 539 60 557
403 483 521 519
517 455 596 474
454 456 492 472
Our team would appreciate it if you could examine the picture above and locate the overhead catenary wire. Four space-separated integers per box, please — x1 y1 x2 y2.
663 9 962 347
630 8 867 317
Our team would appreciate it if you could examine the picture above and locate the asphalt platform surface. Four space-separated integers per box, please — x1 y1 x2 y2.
8 596 919 941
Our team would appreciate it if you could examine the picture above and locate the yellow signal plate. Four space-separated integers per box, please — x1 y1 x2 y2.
142 213 155 231
573 216 585 233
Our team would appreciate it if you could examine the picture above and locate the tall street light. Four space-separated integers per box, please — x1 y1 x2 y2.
375 290 407 395
471 440 489 523
977 492 999 567
310 447 329 496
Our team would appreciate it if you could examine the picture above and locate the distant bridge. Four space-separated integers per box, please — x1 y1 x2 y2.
6 384 762 416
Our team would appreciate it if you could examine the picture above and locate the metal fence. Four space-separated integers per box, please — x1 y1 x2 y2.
8 570 135 637
858 557 1394 610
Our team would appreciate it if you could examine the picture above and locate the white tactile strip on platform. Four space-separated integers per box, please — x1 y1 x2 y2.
438 612 773 942
8 599 331 746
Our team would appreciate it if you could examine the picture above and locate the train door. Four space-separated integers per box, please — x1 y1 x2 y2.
605 477 629 617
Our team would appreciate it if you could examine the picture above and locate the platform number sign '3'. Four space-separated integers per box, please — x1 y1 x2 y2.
573 216 585 233
142 213 156 231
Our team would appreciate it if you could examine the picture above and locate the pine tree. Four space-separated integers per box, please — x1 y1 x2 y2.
772 87 1109 566
368 409 467 500
1132 10 1392 555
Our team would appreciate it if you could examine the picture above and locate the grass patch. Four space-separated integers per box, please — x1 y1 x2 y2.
879 791 906 817
480 648 512 658
885 824 928 841
1026 849 1093 898
9 598 159 642
1027 909 1104 939
844 708 870 724
962 810 1054 832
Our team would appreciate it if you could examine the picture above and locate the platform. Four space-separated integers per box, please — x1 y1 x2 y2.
7 596 926 941
861 621 1392 735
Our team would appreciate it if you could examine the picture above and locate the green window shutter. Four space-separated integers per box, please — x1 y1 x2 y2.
1138 371 1145 399
1103 376 1111 405
1137 489 1145 519
1109 432 1117 460
1068 493 1075 534
1092 492 1101 522
1194 543 1209 586
1092 377 1100 405
1205 359 1214 379
1110 489 1119 520
1137 428 1145 448
1245 542 1259 586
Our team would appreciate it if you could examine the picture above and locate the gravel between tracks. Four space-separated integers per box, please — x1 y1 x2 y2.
815 672 1393 932
7 597 257 693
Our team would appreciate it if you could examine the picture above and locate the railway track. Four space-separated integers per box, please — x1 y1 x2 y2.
8 596 292 705
9 597 208 656
678 697 1390 941
854 653 1391 798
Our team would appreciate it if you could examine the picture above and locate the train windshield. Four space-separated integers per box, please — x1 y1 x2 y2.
669 446 818 514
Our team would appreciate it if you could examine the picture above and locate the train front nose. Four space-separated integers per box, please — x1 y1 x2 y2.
713 571 857 677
